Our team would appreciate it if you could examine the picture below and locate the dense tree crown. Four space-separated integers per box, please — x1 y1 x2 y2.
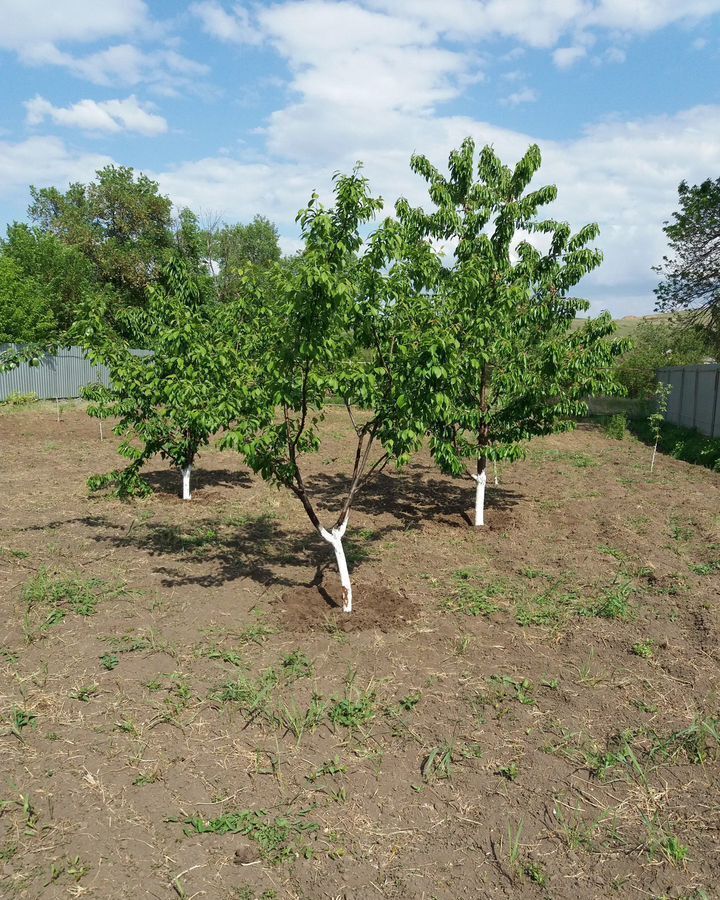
655 177 720 351
75 255 257 499
0 167 284 346
394 139 628 524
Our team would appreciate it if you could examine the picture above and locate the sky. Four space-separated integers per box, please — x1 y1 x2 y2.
0 0 719 317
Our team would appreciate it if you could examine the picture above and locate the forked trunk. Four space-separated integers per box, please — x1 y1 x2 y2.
319 515 352 612
181 464 192 501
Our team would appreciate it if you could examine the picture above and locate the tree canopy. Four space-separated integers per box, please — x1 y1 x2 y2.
654 177 720 352
396 138 628 524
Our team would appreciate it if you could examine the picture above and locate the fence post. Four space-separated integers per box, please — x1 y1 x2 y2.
711 366 720 439
692 366 699 430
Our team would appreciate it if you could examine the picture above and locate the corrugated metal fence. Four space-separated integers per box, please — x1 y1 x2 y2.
657 363 720 438
0 345 150 402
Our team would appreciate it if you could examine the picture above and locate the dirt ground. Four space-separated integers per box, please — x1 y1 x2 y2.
1 402 719 900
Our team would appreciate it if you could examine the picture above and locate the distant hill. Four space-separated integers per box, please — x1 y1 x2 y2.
573 311 682 339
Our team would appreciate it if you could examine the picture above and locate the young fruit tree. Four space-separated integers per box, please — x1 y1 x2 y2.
75 255 252 499
396 139 629 525
224 168 449 612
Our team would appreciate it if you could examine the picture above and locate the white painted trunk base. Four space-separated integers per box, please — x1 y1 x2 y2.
181 464 192 501
472 471 487 527
320 515 352 612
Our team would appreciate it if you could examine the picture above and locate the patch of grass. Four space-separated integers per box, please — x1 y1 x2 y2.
689 560 720 575
631 640 654 659
281 649 314 682
515 583 579 628
328 690 376 730
571 452 598 468
421 741 455 782
604 414 628 440
488 675 535 706
184 808 318 863
277 693 327 743
100 653 119 670
648 717 720 764
442 570 504 616
71 684 99 702
210 669 278 722
496 761 520 781
22 568 124 641
583 581 633 620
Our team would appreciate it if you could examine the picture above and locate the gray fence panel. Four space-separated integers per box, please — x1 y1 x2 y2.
656 363 720 438
0 345 149 401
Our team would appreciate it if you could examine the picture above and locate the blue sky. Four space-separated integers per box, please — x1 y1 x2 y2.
0 0 719 316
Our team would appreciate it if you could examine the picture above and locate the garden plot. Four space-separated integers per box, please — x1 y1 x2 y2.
0 404 719 899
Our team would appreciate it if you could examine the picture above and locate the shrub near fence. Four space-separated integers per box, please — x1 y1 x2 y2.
0 345 150 402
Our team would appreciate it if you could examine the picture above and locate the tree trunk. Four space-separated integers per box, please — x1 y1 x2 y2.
473 465 487 527
181 464 192 501
319 515 352 613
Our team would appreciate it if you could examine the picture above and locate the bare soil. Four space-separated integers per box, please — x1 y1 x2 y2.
1 402 719 900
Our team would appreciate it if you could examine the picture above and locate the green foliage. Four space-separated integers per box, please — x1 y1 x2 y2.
75 255 257 494
184 808 318 863
631 641 654 659
648 381 673 473
1 391 38 407
28 165 175 314
0 255 56 343
206 215 282 302
604 414 628 440
397 138 629 487
654 176 720 351
328 690 376 729
614 318 712 398
632 413 720 473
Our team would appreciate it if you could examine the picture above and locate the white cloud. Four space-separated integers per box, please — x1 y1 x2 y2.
365 0 720 45
502 87 539 106
0 136 112 198
190 1 262 44
150 103 720 318
25 95 168 136
0 0 148 49
18 42 209 97
553 45 587 68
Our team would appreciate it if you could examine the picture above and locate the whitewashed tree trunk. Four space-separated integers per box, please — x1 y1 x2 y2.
472 470 487 527
181 464 192 501
650 442 658 474
493 460 499 486
319 515 352 613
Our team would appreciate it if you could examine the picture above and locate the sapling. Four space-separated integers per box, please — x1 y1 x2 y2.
649 381 672 474
75 255 254 499
396 139 629 525
225 168 447 612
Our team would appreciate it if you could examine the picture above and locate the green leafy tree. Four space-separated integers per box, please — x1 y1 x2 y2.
29 165 175 312
654 177 720 351
0 256 56 344
397 139 628 525
1 223 97 336
206 215 282 302
615 317 711 398
75 255 253 499
224 169 446 612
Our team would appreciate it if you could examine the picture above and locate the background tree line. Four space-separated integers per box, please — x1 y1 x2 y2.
1 162 717 401
0 165 282 345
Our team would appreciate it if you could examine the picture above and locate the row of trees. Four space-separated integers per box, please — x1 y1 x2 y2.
66 139 628 612
0 165 281 344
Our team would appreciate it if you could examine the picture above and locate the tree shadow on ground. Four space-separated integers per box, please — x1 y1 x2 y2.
142 466 252 496
34 465 520 592
305 462 519 528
